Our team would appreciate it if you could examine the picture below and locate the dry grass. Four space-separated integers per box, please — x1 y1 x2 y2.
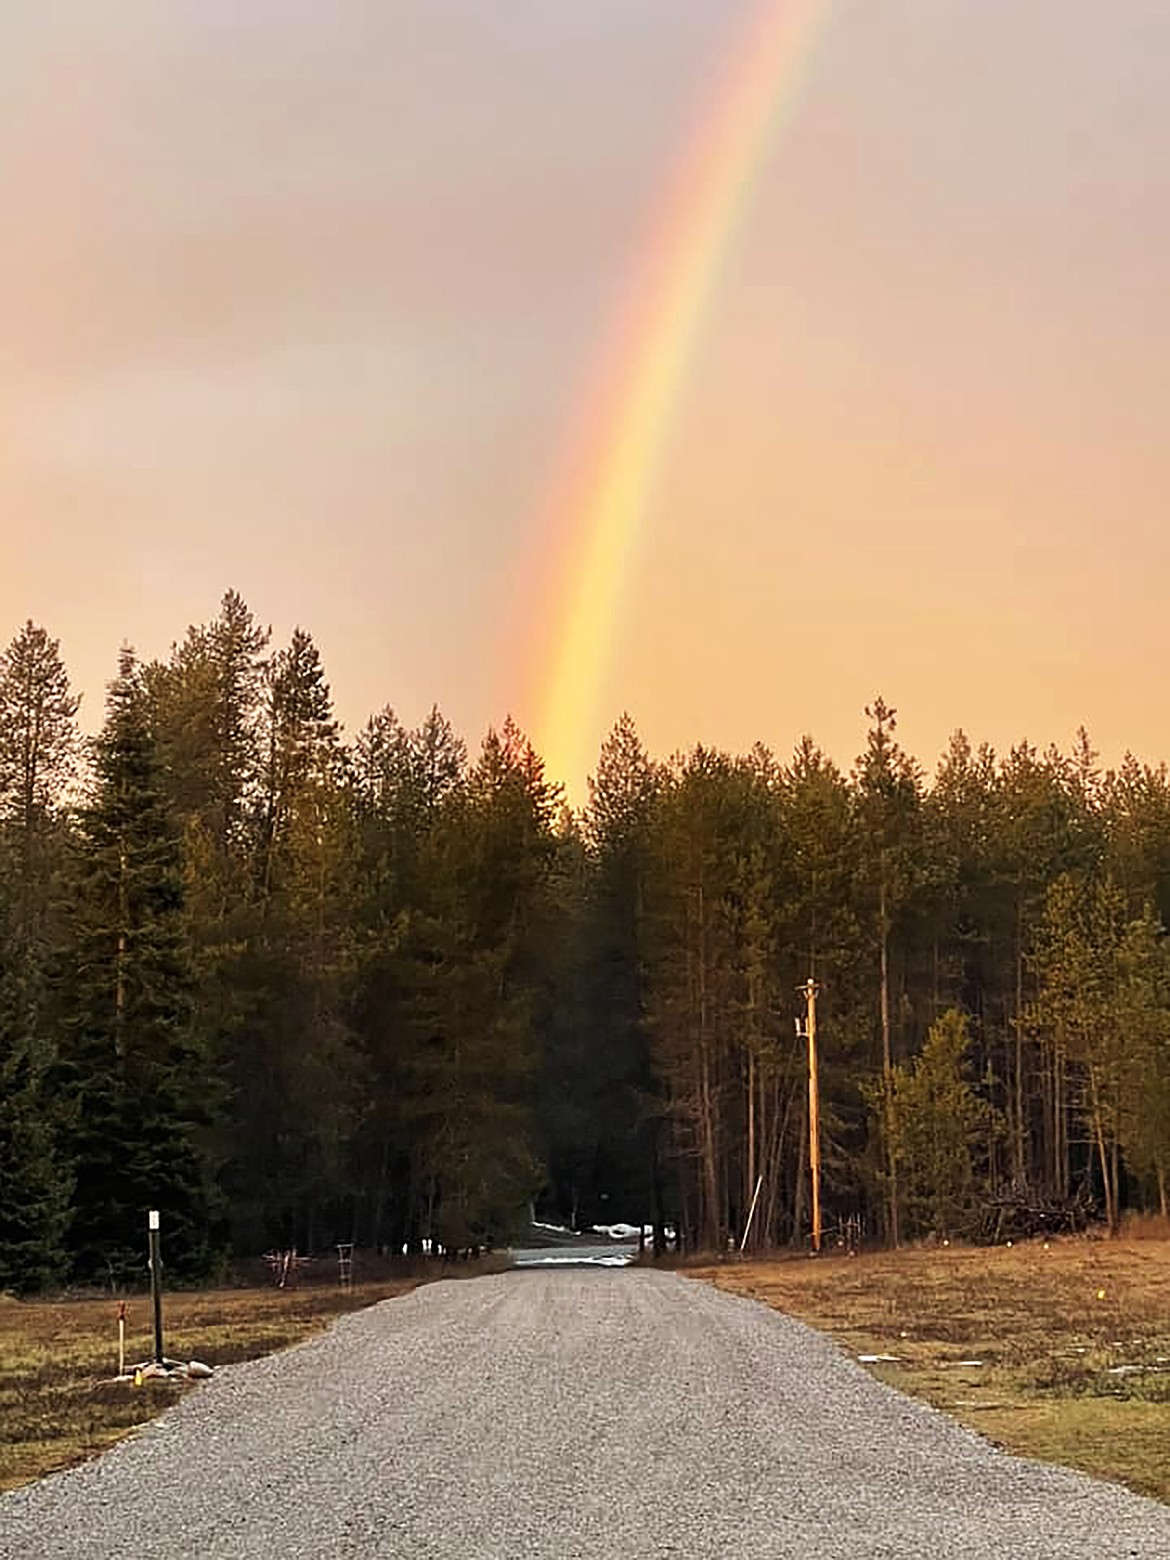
689 1234 1170 1504
0 1274 432 1493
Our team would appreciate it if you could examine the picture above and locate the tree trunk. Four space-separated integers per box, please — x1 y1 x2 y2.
1014 895 1025 1182
1055 1038 1068 1199
880 871 898 1246
762 1071 793 1245
1042 1036 1057 1199
745 1050 756 1248
694 876 720 1250
652 1151 666 1257
1110 1127 1120 1238
792 1090 807 1247
1088 1067 1116 1236
115 841 128 1053
699 1040 719 1249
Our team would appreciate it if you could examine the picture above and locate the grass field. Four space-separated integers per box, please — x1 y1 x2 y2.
0 1275 426 1493
691 1232 1170 1504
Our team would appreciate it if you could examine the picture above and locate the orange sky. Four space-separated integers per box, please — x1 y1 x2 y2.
4 2 1170 798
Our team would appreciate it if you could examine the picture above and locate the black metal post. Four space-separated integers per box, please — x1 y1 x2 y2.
148 1210 164 1364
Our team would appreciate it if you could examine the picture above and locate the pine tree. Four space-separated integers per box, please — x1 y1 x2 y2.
257 626 338 897
852 698 923 1244
57 651 218 1282
0 622 79 1290
0 621 80 846
643 746 769 1249
0 885 73 1291
399 720 554 1249
1029 873 1166 1233
346 705 468 1251
0 1052 73 1291
221 626 362 1254
545 715 662 1236
887 1009 993 1239
990 744 1100 1193
1102 756 1170 925
0 620 80 1049
140 594 272 1247
144 590 269 868
778 739 870 1242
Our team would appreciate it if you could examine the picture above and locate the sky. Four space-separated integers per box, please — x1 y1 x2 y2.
4 0 1170 799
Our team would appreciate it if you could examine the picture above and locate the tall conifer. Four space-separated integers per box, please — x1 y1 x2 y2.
0 622 78 1289
57 651 218 1281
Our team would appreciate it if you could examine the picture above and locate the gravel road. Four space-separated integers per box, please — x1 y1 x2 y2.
3 1269 1168 1558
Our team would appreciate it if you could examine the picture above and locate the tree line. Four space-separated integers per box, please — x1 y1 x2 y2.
1 593 1168 1291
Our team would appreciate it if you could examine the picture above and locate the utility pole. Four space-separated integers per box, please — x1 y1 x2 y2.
797 979 822 1254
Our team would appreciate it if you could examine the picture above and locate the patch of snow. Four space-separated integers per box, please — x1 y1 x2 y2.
513 1251 633 1268
858 1353 902 1364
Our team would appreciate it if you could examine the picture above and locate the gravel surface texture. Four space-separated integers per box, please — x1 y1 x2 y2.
3 1268 1168 1558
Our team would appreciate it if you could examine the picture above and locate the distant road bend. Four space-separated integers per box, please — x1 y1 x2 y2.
3 1269 1168 1558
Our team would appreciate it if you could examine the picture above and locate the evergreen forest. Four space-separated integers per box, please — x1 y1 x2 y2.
2 591 1169 1293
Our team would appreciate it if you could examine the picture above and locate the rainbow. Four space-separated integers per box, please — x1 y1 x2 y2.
530 0 835 799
